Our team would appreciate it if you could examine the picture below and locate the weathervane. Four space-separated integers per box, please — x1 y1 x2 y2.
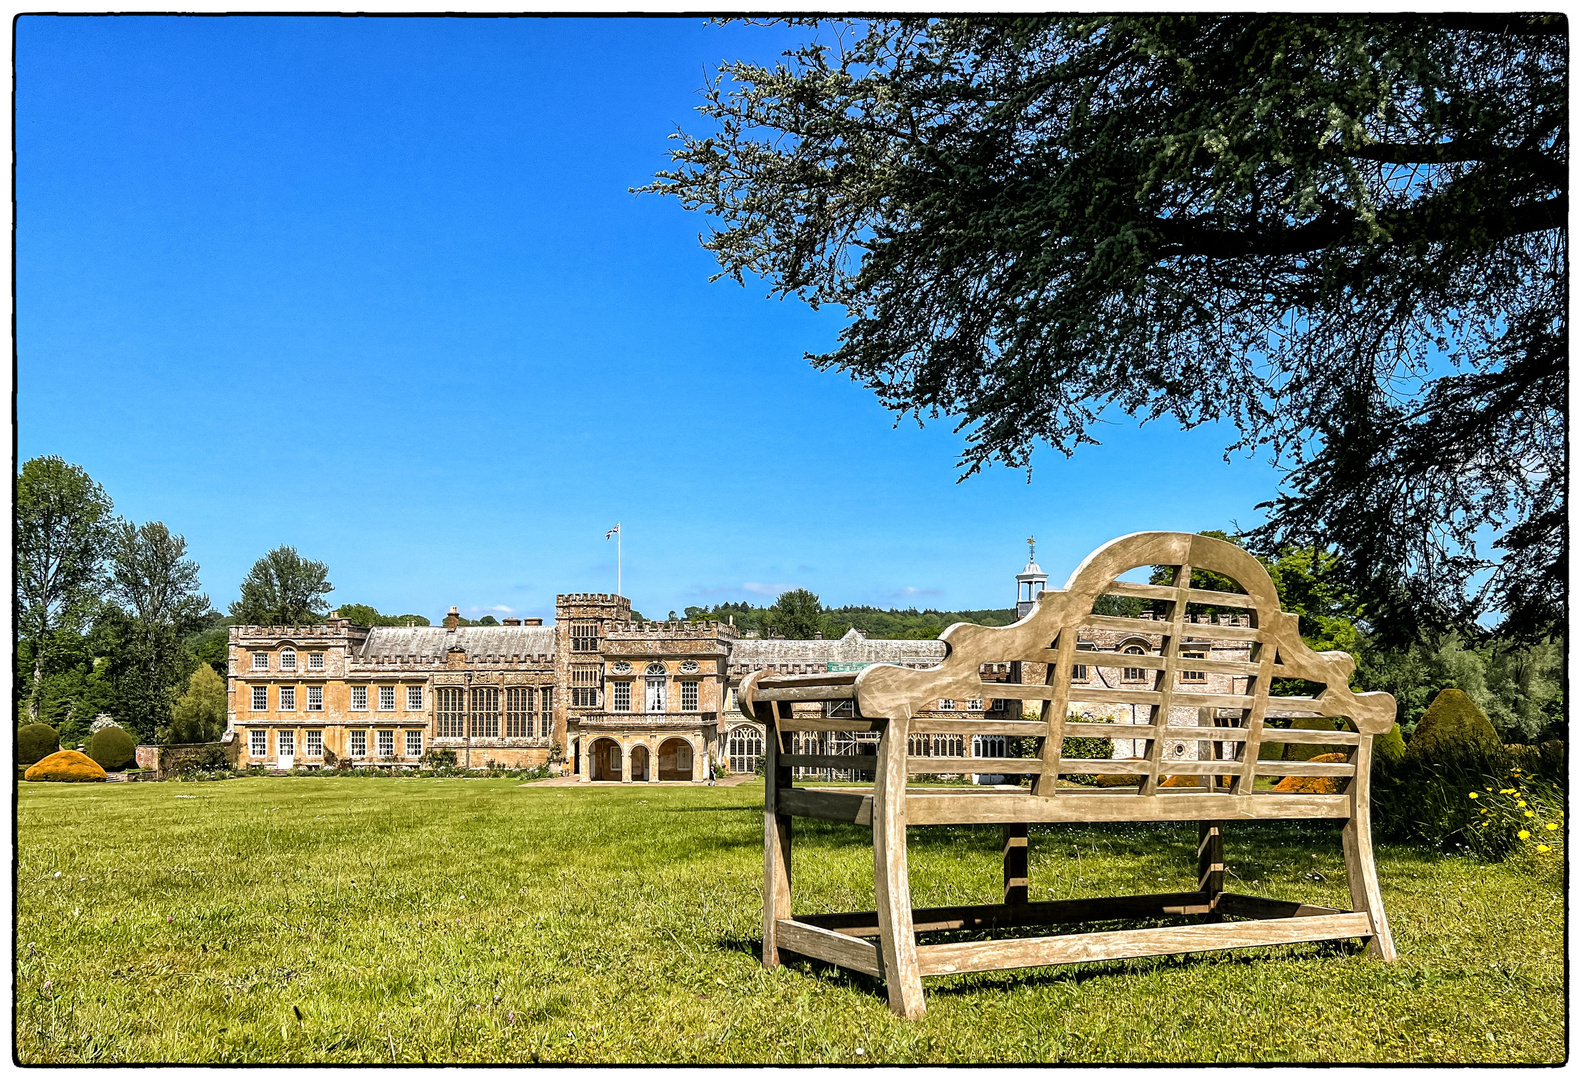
1026 536 1035 563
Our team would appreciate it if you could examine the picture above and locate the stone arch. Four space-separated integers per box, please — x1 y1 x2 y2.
589 737 623 782
630 742 651 782
658 737 694 781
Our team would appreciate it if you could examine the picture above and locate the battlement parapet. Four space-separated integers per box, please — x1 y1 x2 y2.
606 619 738 639
230 623 366 641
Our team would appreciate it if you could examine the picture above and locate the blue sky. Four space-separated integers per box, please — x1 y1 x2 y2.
18 16 1284 623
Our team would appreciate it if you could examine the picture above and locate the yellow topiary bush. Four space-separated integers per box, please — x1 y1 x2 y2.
24 749 108 782
1272 752 1350 794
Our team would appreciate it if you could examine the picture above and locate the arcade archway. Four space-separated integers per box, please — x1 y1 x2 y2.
658 738 693 781
589 737 623 781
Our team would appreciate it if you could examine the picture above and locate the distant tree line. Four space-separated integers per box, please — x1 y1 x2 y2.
684 593 1018 642
16 457 339 748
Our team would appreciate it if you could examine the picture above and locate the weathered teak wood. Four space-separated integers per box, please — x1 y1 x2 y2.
741 531 1399 1018
1003 824 1029 906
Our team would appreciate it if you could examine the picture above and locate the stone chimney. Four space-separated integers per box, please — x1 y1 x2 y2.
521 617 543 626
444 606 460 631
502 618 522 626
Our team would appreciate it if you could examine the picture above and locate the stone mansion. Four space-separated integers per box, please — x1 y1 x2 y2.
224 556 1258 782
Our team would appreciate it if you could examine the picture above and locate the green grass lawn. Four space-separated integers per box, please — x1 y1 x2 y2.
15 776 1565 1063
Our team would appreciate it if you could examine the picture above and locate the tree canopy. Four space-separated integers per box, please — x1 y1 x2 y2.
15 456 117 719
646 15 1565 638
230 546 334 625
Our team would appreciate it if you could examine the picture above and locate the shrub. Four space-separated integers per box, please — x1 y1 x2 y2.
1373 723 1407 772
1094 773 1141 787
1506 741 1567 786
1061 716 1113 786
421 748 458 770
1409 688 1502 765
25 749 107 782
88 726 137 772
17 723 59 766
1272 752 1350 794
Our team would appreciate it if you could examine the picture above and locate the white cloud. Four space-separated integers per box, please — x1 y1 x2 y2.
742 582 801 597
893 586 944 599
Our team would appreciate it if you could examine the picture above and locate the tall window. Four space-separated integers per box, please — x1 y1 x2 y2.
727 725 763 774
1122 645 1148 682
406 685 423 711
350 686 368 711
277 730 296 756
306 686 323 711
571 666 600 708
279 686 296 711
308 652 325 670
612 681 631 712
251 686 267 711
378 686 396 711
505 686 531 737
280 647 297 671
645 675 666 713
681 681 699 712
252 652 268 670
304 730 323 757
436 687 465 738
540 688 553 738
570 621 599 652
471 686 500 738
524 686 540 737
1181 652 1208 683
249 729 266 757
377 730 394 756
406 730 422 757
350 730 367 757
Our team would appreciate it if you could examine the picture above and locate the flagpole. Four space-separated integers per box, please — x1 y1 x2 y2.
617 523 622 597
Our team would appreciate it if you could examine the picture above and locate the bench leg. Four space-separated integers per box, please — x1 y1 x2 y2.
873 716 925 1018
1003 824 1029 906
764 811 792 968
1343 813 1397 961
763 707 793 969
1198 820 1224 922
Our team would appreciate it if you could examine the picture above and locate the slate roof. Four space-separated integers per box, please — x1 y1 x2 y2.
358 625 557 661
730 627 946 668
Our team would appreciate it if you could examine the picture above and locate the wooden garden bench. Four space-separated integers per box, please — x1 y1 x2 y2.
739 531 1397 1018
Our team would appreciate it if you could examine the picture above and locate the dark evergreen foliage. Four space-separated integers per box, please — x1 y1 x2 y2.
648 15 1565 638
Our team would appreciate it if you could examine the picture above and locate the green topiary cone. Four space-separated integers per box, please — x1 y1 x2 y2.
1407 688 1502 765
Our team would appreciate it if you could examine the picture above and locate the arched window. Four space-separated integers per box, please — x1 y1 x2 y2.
279 647 297 672
727 724 764 775
1122 645 1148 682
644 662 666 676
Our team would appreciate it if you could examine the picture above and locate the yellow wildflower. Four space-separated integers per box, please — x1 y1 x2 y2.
1525 810 1535 818
1517 800 1527 807
1518 830 1529 839
1546 823 1558 831
1538 845 1551 853
1468 792 1479 799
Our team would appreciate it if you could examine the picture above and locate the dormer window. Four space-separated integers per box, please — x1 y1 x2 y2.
1122 645 1148 682
280 647 297 671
